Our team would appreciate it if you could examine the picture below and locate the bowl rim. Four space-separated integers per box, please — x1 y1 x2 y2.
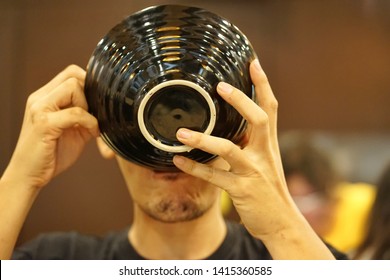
137 79 217 153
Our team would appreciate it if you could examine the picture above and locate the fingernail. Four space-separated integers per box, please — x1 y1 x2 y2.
177 128 192 139
253 59 261 72
217 82 233 94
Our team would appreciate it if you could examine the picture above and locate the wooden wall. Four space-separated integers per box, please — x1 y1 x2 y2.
1 0 389 245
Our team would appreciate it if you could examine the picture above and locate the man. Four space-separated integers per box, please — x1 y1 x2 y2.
0 60 346 259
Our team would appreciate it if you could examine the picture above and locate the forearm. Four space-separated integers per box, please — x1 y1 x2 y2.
260 213 336 260
0 169 40 260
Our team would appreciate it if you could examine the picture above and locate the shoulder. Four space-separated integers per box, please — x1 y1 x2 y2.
217 221 348 260
12 229 129 260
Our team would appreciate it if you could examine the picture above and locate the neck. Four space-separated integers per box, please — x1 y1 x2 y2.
128 202 227 260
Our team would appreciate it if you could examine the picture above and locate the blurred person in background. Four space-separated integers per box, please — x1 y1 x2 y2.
352 162 390 259
280 133 376 254
280 136 339 238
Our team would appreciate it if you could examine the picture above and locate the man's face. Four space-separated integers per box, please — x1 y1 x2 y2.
116 156 229 223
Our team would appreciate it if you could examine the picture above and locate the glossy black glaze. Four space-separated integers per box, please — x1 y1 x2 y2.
85 5 257 170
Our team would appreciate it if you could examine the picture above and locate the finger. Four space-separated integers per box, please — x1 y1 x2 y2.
176 128 252 172
173 155 234 191
217 81 270 150
28 65 86 104
41 65 86 93
40 107 99 137
250 59 285 181
36 77 88 112
250 59 279 142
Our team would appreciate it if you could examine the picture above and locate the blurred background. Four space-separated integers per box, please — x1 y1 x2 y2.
1 0 389 245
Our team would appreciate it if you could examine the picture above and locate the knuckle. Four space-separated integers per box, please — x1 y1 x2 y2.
187 160 196 174
252 113 269 127
191 132 203 146
31 110 49 126
70 107 85 116
65 77 82 88
237 185 252 199
37 113 49 124
64 64 83 75
204 166 215 182
29 102 42 116
267 98 278 111
90 115 98 126
219 142 236 158
26 93 38 109
60 64 85 81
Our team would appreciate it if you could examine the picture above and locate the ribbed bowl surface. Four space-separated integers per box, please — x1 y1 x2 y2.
85 4 257 170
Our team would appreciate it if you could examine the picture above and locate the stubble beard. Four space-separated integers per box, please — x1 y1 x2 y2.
135 171 218 223
140 196 213 223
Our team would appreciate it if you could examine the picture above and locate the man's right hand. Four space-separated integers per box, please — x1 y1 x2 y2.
2 64 99 190
0 65 99 259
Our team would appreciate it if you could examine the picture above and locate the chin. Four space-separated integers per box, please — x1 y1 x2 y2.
146 201 206 223
141 189 213 223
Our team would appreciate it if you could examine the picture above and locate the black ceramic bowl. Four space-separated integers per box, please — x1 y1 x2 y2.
85 4 257 170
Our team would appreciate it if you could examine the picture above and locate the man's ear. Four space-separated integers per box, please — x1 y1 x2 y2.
96 137 116 159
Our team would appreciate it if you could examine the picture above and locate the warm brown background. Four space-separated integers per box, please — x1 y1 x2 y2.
1 0 389 245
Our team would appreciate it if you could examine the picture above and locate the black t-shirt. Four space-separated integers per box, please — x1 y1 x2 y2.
12 221 348 260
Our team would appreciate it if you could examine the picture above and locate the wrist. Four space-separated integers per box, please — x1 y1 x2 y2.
1 165 44 195
254 207 306 241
